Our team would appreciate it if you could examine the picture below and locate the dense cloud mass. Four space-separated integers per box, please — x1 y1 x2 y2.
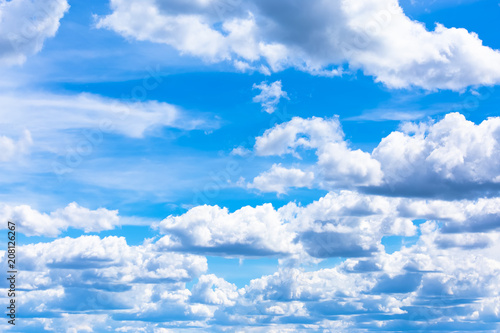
97 0 500 89
5 193 500 332
252 113 500 198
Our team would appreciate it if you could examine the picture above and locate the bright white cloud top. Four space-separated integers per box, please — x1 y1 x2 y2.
1 0 500 332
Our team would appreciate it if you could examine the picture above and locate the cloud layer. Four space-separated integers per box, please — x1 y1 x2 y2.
6 191 500 332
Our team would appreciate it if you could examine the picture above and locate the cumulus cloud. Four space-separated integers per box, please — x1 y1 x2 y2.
248 164 314 194
156 189 500 260
0 0 69 65
252 80 288 114
255 116 343 157
96 0 500 90
0 202 120 236
4 235 208 329
156 204 300 256
5 194 500 331
190 274 239 306
216 220 500 331
252 113 500 198
372 112 500 197
254 116 383 190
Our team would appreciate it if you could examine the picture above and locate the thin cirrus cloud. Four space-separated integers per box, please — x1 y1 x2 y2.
96 0 500 90
252 112 500 198
0 91 217 162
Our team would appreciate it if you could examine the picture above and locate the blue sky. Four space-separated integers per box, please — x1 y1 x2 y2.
1 0 500 332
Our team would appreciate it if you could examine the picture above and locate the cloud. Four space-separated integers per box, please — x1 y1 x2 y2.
156 190 419 259
96 0 500 90
254 116 383 190
156 189 500 260
0 129 32 162
6 235 208 329
0 202 120 236
252 80 288 114
156 203 300 256
252 113 500 198
254 116 343 157
248 163 314 194
0 92 211 141
5 194 500 331
190 274 239 306
0 0 69 65
371 112 500 197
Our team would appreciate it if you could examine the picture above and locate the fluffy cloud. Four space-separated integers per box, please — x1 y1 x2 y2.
0 129 32 162
253 113 500 198
190 274 239 306
5 194 500 331
0 202 120 236
214 220 500 331
18 236 207 285
254 116 383 189
252 80 288 114
156 204 300 256
255 116 343 157
96 0 500 90
248 164 314 194
372 112 500 197
0 0 69 65
2 235 209 331
156 189 500 260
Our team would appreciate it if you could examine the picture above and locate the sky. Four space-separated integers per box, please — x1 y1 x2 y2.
1 0 500 332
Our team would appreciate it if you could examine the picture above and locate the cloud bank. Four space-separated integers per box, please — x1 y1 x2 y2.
97 0 500 90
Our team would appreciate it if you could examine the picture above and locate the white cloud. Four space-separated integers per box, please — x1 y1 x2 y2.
18 236 207 284
157 203 300 256
230 146 251 157
0 129 32 162
7 193 500 331
254 116 382 190
248 164 314 194
255 116 343 157
0 202 120 236
0 92 208 140
252 113 500 197
96 0 500 90
190 274 239 306
156 189 500 260
8 235 209 329
0 91 217 167
372 112 500 196
0 0 69 65
317 142 383 187
252 80 288 114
